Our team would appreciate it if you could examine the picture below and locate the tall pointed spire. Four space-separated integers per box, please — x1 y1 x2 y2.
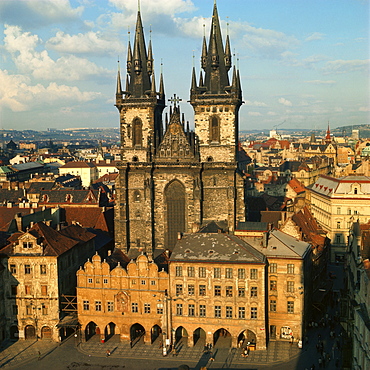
159 70 165 100
151 70 156 96
116 61 122 95
191 66 197 91
224 34 231 71
147 37 153 75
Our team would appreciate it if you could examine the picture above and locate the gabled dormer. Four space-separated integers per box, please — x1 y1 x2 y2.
14 232 43 255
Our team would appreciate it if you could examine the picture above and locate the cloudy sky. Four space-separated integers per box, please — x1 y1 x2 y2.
0 0 369 132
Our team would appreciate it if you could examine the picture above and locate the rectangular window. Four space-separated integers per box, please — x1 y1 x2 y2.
199 267 206 278
237 268 245 279
12 305 18 315
11 285 17 296
175 266 183 277
250 269 257 279
176 284 183 295
270 280 277 291
337 207 341 214
188 304 195 316
214 285 221 296
270 300 277 312
41 285 48 296
24 265 31 274
214 268 221 278
238 287 245 297
270 263 277 273
187 266 195 277
287 264 294 274
251 307 257 319
157 304 163 314
26 305 32 316
238 307 245 319
141 280 146 285
40 265 47 275
226 306 233 318
107 301 114 312
225 268 233 279
95 301 102 311
132 303 138 313
83 300 89 310
42 305 48 315
144 303 151 314
287 281 294 293
176 304 183 316
214 305 221 318
199 304 206 317
151 280 156 286
10 264 16 274
287 301 294 313
226 286 233 297
199 285 206 296
348 209 351 215
104 278 108 284
250 286 258 298
23 242 33 249
88 278 93 284
25 285 31 295
188 284 195 296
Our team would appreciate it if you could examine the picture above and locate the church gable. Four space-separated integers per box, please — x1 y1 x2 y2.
156 108 195 162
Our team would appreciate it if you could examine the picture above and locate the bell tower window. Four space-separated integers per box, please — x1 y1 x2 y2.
132 118 142 147
210 115 220 143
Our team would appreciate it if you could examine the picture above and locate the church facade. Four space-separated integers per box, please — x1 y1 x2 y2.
114 3 245 256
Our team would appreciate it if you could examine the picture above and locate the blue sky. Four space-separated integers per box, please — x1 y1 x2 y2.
0 0 368 132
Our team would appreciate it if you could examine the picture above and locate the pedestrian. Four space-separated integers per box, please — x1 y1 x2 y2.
318 357 322 368
106 349 111 357
311 364 315 370
38 351 41 361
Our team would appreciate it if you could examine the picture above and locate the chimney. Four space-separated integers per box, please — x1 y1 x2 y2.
108 250 112 256
262 231 269 248
177 232 182 240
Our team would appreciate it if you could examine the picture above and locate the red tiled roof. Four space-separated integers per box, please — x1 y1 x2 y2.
288 178 305 194
61 161 96 169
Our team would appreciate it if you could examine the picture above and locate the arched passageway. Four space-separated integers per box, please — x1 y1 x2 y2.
41 326 52 339
151 325 162 344
193 327 206 346
174 326 188 346
25 325 36 339
213 328 231 347
104 322 116 341
10 326 19 341
238 329 257 348
85 321 98 341
130 323 145 345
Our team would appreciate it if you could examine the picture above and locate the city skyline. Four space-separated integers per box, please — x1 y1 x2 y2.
0 0 369 131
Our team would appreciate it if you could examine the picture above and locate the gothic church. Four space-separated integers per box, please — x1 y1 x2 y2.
114 3 245 256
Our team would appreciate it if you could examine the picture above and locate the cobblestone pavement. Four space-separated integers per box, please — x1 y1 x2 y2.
0 338 57 368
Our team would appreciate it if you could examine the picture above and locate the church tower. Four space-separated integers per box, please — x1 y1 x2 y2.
115 3 245 256
189 2 245 229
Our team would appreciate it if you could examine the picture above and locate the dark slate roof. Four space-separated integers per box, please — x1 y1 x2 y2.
28 181 55 193
0 189 26 204
199 220 228 233
0 221 78 256
236 222 269 231
59 224 96 244
170 233 266 264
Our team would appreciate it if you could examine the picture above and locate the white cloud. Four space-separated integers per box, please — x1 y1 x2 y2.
0 69 100 112
108 0 195 15
4 25 111 81
322 59 369 74
305 32 324 42
46 31 124 56
0 0 83 28
241 25 299 59
267 111 277 116
278 98 293 106
244 100 267 107
248 112 262 116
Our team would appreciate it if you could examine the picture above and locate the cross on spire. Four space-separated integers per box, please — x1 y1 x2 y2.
168 94 182 108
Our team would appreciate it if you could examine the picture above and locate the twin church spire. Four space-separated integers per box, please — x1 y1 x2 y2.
116 10 164 102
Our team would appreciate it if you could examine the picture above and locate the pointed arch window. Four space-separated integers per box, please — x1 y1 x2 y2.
210 115 220 143
165 181 185 249
132 118 142 147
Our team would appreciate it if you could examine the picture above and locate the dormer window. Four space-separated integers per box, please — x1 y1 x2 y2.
23 242 33 249
354 187 358 194
65 194 73 202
